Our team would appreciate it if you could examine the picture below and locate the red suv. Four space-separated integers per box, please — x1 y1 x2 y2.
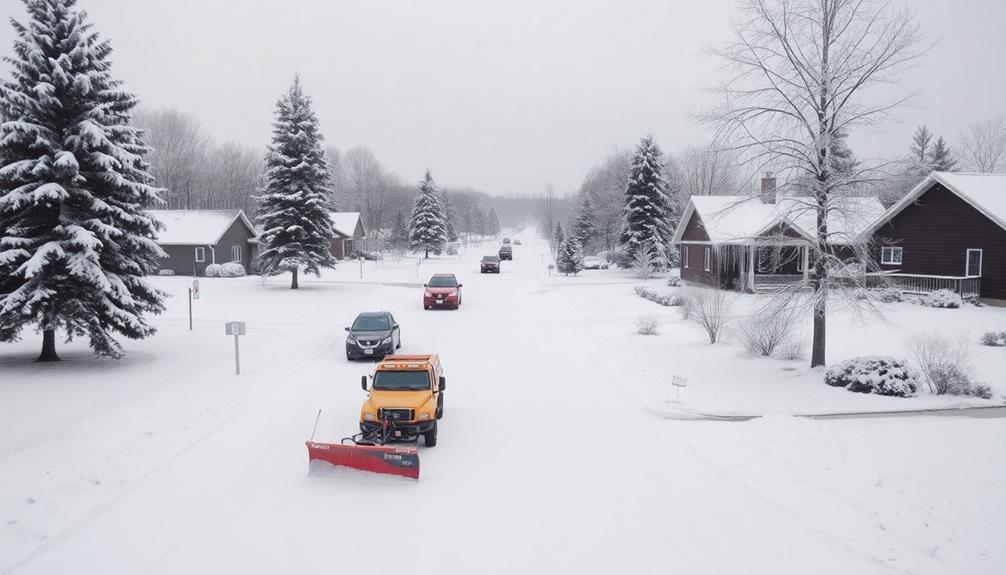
424 273 463 310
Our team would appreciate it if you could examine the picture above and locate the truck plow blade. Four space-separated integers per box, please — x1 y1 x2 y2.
306 441 420 480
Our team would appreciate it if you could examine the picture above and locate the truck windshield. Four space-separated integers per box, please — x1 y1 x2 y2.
352 315 390 331
373 370 430 391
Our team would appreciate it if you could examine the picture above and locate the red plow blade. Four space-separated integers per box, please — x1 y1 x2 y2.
306 441 420 480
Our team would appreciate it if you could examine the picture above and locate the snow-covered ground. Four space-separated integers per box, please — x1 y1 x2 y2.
1 234 1004 574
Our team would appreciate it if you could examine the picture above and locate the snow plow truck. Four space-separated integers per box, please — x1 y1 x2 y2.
306 355 446 479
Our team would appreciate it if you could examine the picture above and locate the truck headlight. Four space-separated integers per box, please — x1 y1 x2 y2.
364 412 376 421
418 412 431 421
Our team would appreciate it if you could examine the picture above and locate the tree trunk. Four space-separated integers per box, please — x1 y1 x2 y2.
37 329 59 362
291 268 299 290
425 248 429 259
811 295 826 367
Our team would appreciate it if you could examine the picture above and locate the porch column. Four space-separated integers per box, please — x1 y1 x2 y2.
802 245 809 283
748 244 756 291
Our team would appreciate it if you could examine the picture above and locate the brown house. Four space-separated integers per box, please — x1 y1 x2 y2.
148 210 257 276
328 211 367 259
671 175 884 292
862 172 1006 301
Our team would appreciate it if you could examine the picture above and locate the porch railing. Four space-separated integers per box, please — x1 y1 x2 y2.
872 273 982 298
753 274 805 290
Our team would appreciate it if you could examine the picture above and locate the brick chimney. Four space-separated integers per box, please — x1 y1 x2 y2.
760 172 777 204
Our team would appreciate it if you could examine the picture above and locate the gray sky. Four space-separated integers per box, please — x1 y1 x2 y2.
2 0 1004 195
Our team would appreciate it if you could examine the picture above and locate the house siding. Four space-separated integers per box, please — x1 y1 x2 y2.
873 183 1006 299
216 218 255 270
155 217 256 277
158 244 209 276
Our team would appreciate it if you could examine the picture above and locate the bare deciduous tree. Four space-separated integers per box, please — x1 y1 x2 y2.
134 108 210 209
578 149 632 253
704 0 924 367
960 118 1006 173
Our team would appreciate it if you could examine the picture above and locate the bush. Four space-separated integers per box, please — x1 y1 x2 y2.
824 357 920 397
635 286 684 307
631 243 659 279
666 276 681 287
853 288 870 300
776 339 807 361
980 331 1006 347
219 262 247 277
920 289 962 309
204 264 222 277
872 288 903 303
907 333 989 397
636 316 659 335
683 287 733 344
739 306 801 357
157 269 175 276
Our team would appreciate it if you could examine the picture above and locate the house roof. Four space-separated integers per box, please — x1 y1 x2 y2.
862 172 1006 237
672 195 885 245
148 210 256 246
328 211 365 238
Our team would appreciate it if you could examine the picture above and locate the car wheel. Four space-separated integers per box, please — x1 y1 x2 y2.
424 421 438 447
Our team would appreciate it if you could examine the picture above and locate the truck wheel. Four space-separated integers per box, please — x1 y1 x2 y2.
424 422 438 447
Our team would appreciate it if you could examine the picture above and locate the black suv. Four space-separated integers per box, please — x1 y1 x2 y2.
345 311 401 360
481 255 501 273
499 245 513 260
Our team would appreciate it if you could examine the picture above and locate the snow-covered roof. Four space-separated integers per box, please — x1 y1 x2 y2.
148 210 256 245
862 172 1006 237
673 195 885 245
329 211 364 238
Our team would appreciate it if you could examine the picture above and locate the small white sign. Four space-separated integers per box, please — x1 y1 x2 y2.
225 321 246 336
192 279 200 300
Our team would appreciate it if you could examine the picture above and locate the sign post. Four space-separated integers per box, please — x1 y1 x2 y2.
188 280 199 331
359 256 364 280
225 321 246 375
671 375 688 403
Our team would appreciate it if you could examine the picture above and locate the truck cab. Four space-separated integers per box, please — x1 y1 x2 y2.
360 354 445 447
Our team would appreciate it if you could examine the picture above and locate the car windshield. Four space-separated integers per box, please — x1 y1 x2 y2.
482 256 499 262
373 370 430 391
428 276 457 288
352 315 390 331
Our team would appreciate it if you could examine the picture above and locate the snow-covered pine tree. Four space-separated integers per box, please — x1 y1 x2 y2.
621 136 672 269
571 195 596 252
929 137 957 172
475 205 490 237
0 0 166 362
553 222 565 255
441 190 458 242
555 236 584 276
408 170 447 258
255 76 336 289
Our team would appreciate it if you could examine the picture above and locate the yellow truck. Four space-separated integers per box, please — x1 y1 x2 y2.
359 354 445 447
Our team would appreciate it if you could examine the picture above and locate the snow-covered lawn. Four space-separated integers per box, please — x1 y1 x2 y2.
1 234 1004 574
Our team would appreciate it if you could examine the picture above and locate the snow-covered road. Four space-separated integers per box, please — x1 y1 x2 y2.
2 236 1003 574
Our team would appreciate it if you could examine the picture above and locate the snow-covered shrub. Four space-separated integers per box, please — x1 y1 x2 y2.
872 287 903 303
219 262 247 277
980 331 1006 347
739 306 800 357
157 269 175 276
824 357 920 397
631 243 659 279
555 237 584 275
776 339 807 361
635 286 684 307
852 288 870 300
920 289 962 309
666 276 681 287
676 295 693 320
636 316 659 335
683 287 734 344
907 333 987 396
204 264 222 278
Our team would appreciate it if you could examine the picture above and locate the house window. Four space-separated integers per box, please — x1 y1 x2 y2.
880 246 903 265
966 249 983 277
682 246 689 268
231 245 242 262
195 247 206 263
704 246 711 272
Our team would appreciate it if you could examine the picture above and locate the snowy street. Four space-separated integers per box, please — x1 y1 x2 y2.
2 235 1003 574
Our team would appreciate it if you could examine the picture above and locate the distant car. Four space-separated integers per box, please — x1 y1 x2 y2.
513 239 522 245
502 237 511 245
499 245 513 260
481 255 501 273
424 273 463 309
583 256 609 270
345 311 401 360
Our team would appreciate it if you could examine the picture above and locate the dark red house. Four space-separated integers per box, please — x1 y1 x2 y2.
328 211 367 259
862 172 1006 301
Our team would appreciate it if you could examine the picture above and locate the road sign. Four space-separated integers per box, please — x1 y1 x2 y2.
225 321 246 336
192 279 200 300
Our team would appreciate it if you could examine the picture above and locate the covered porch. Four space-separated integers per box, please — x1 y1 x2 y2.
719 242 811 292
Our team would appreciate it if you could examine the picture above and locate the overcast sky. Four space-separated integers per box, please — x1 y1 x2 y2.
2 0 1004 195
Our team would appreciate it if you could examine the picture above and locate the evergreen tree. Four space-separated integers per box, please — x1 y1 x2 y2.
475 205 490 237
910 125 932 164
408 170 447 258
440 190 458 242
829 128 858 177
572 195 596 251
488 206 501 236
255 76 336 289
929 137 957 171
553 222 565 254
0 0 166 361
621 136 672 268
555 236 584 276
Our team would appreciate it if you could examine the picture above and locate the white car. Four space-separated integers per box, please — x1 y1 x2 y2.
583 256 609 270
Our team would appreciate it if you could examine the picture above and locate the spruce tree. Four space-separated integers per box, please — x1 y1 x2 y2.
255 76 336 289
553 222 565 254
621 136 672 268
408 170 447 258
555 236 584 276
0 0 165 361
572 195 596 252
929 137 957 172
